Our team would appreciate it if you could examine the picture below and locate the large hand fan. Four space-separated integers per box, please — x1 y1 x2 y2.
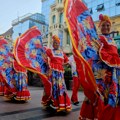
14 27 51 101
0 36 14 85
14 26 48 77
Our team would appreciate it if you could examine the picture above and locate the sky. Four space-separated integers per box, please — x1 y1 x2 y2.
0 0 42 34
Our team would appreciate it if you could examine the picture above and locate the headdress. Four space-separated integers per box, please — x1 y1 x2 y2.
52 35 60 43
99 14 112 27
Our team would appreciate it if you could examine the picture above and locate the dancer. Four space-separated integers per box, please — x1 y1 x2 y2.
13 27 52 106
79 14 120 120
4 59 31 101
65 0 120 119
68 55 80 105
0 36 31 101
43 35 72 112
13 27 71 112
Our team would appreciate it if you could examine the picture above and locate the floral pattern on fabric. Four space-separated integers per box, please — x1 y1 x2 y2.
0 37 30 101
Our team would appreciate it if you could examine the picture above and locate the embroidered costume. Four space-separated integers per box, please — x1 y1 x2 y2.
0 36 30 101
13 28 72 112
65 0 120 119
42 48 72 112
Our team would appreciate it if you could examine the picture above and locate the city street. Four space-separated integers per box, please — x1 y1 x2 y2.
0 86 84 120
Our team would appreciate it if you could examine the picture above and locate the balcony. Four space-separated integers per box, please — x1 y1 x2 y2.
56 3 64 11
49 23 64 33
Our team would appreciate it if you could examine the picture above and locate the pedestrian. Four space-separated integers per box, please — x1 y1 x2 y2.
68 55 80 105
42 35 72 112
80 14 120 120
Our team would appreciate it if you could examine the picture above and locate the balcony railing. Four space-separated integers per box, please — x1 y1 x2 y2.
12 13 32 25
49 23 64 32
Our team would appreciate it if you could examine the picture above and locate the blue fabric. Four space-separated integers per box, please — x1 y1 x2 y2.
50 70 66 99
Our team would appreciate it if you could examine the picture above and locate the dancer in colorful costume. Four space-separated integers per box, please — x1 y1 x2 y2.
45 35 72 112
68 55 80 105
14 27 71 112
94 14 120 120
14 27 51 105
79 14 120 120
64 0 120 119
0 36 31 101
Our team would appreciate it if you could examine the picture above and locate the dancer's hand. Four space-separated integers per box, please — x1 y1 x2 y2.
91 38 101 51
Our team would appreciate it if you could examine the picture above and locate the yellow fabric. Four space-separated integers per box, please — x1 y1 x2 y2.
99 14 112 27
52 35 60 43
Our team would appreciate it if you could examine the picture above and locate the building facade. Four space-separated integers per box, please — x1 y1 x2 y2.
48 0 72 53
85 0 120 21
12 13 48 46
84 0 120 48
41 0 55 24
45 0 120 52
84 0 120 34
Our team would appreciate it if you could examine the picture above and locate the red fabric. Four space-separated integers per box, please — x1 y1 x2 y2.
14 27 52 103
13 59 26 73
63 53 69 63
0 74 5 95
74 54 98 103
14 27 43 73
98 105 120 120
0 36 8 46
4 84 31 101
51 92 71 112
80 97 104 120
46 49 68 72
80 101 98 119
71 76 80 102
40 74 52 105
65 0 98 101
0 74 13 94
99 35 120 67
4 87 17 98
0 81 5 96
15 89 31 101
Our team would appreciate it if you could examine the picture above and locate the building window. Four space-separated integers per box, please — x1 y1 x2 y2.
42 25 46 33
89 8 93 14
96 4 104 12
67 31 70 45
59 13 63 24
58 0 62 3
52 15 56 24
116 0 120 6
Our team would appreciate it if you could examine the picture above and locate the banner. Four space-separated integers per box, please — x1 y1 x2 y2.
64 0 99 101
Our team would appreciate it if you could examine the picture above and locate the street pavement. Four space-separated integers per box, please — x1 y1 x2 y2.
0 86 84 120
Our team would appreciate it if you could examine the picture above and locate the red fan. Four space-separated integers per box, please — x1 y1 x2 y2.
14 26 48 77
